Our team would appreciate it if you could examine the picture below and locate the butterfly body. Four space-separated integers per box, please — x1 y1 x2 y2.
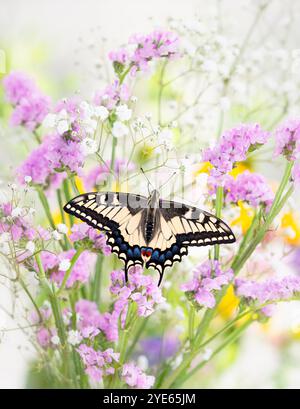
64 190 236 285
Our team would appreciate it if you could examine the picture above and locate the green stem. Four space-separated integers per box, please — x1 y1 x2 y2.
188 306 195 344
232 161 294 275
175 318 252 388
91 254 103 303
37 187 56 230
57 248 84 295
63 179 74 227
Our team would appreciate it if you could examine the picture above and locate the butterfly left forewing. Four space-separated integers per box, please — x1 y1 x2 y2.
64 192 148 279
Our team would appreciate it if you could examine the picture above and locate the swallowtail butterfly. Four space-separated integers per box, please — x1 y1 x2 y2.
64 190 235 285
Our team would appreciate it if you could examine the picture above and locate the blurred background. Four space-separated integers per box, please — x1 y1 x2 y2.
1 0 300 388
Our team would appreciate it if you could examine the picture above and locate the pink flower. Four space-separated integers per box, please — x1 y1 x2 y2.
121 362 155 389
94 80 130 110
36 327 51 348
274 118 300 160
109 30 179 76
10 93 50 131
50 249 96 288
203 124 270 186
3 71 36 105
77 344 119 384
69 224 111 255
223 171 274 210
181 260 233 309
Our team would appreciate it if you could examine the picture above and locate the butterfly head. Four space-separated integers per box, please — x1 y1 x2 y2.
148 189 160 208
141 247 153 263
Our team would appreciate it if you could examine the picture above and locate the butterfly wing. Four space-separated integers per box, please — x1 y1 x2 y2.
63 192 148 279
145 199 235 285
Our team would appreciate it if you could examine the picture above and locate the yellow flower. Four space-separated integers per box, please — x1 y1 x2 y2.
281 212 300 245
231 201 254 234
229 163 249 178
217 285 240 319
193 162 213 177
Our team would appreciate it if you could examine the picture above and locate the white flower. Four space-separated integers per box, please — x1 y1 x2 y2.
57 119 69 134
159 128 173 149
24 175 32 184
52 230 62 241
116 104 132 121
94 105 109 121
25 241 35 254
57 223 68 234
112 121 129 138
51 335 60 345
80 137 98 156
11 207 23 218
59 259 71 271
43 113 56 128
130 96 138 103
137 355 149 371
67 330 82 346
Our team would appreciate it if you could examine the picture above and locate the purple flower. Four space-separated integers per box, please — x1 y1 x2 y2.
94 80 130 110
3 71 36 105
121 362 155 389
181 260 233 309
3 71 50 131
274 118 300 160
109 30 179 76
77 344 119 383
75 300 103 339
223 171 274 210
69 223 111 255
36 327 51 348
44 133 84 173
50 249 96 288
203 124 270 186
140 335 180 365
10 93 50 131
235 275 300 307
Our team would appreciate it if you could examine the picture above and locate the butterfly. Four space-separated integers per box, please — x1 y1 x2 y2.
64 190 236 286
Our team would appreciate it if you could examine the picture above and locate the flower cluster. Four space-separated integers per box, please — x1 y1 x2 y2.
39 249 96 288
181 260 233 309
223 171 274 210
121 362 155 389
109 29 179 76
274 118 300 160
3 71 50 131
202 124 270 185
69 224 111 255
235 275 300 315
93 80 130 110
16 133 84 188
0 202 50 259
77 344 119 383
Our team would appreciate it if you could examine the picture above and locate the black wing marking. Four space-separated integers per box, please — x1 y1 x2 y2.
144 199 236 284
63 192 148 280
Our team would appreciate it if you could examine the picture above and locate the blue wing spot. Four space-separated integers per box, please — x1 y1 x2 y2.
159 254 165 263
166 251 173 259
133 247 141 257
127 249 133 258
172 245 179 254
151 250 160 261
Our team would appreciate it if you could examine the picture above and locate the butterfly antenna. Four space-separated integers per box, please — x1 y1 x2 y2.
140 168 154 194
158 172 177 192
